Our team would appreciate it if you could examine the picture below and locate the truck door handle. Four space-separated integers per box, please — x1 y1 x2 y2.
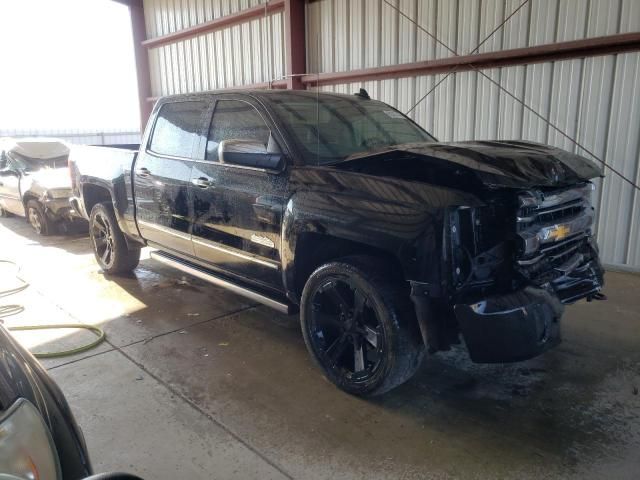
191 177 213 188
136 167 151 177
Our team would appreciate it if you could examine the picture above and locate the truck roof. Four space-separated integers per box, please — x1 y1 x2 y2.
155 89 371 104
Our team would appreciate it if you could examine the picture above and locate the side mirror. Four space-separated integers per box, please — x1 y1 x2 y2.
218 139 283 170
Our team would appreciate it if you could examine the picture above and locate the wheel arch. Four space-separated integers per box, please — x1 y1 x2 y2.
82 182 143 249
22 191 40 209
289 232 407 303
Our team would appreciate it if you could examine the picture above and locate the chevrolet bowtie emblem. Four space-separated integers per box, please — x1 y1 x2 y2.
545 224 571 241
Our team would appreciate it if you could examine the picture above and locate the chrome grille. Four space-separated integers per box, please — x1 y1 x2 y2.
515 184 595 285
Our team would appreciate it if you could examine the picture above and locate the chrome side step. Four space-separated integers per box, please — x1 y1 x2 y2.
149 250 293 314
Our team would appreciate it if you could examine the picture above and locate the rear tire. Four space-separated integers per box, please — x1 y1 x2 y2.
300 255 424 396
90 202 140 274
26 200 53 235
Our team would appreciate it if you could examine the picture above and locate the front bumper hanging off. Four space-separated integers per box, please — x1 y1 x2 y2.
454 287 565 363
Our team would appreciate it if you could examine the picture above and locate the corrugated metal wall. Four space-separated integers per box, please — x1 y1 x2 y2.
306 0 640 270
143 0 285 96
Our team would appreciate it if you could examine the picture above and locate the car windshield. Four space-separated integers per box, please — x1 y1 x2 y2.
265 92 435 165
7 151 68 172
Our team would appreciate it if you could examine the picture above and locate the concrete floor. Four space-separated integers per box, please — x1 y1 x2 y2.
1 215 639 480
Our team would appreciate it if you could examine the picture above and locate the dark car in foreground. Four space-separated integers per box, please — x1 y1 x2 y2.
0 138 87 235
0 324 92 478
0 324 144 479
69 90 604 396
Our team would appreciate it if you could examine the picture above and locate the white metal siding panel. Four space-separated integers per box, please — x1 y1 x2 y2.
620 0 640 34
474 68 500 140
414 0 436 60
303 0 633 72
453 0 479 141
364 0 382 68
598 53 640 264
476 0 504 54
497 65 525 140
381 0 399 67
348 0 365 70
334 0 349 72
501 0 530 51
144 0 285 96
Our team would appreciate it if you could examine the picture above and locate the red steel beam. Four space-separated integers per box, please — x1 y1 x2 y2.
301 32 640 87
128 1 153 129
142 0 285 49
284 0 306 89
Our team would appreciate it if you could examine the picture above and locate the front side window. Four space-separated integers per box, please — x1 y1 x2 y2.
206 100 271 161
149 101 208 158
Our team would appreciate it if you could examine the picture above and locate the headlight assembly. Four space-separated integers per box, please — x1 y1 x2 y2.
0 398 61 480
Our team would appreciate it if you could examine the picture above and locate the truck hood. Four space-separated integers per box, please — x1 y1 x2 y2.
27 168 72 190
336 140 602 189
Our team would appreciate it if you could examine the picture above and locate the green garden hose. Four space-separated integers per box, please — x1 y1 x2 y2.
8 324 106 358
1 259 107 359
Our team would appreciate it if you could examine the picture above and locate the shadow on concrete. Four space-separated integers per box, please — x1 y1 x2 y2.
0 215 91 254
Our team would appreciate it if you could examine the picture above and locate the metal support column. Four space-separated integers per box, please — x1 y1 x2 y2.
128 1 152 130
284 0 306 89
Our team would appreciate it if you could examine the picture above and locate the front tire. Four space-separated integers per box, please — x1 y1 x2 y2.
27 200 53 235
90 202 140 274
300 255 424 396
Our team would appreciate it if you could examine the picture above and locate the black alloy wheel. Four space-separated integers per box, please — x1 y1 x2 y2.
91 210 115 269
89 202 140 274
308 277 385 384
301 256 424 396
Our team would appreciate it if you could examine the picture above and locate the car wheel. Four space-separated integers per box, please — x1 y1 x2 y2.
0 205 11 217
300 255 424 396
26 200 53 235
90 202 140 274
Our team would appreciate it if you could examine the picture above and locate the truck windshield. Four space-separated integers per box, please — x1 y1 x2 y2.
265 93 435 165
8 151 68 171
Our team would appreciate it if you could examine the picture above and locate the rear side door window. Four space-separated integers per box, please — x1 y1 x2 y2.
205 100 271 162
149 101 209 158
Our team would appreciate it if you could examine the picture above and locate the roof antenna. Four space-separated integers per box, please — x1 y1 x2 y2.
354 88 370 99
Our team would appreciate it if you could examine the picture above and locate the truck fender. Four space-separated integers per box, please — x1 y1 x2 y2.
81 177 143 247
280 192 438 303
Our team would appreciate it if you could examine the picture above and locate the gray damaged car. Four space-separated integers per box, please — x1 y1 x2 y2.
0 138 87 235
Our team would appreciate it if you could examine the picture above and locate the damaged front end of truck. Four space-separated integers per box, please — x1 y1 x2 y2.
398 141 606 364
445 183 604 363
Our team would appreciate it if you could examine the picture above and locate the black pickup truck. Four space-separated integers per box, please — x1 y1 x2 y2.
69 90 604 396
